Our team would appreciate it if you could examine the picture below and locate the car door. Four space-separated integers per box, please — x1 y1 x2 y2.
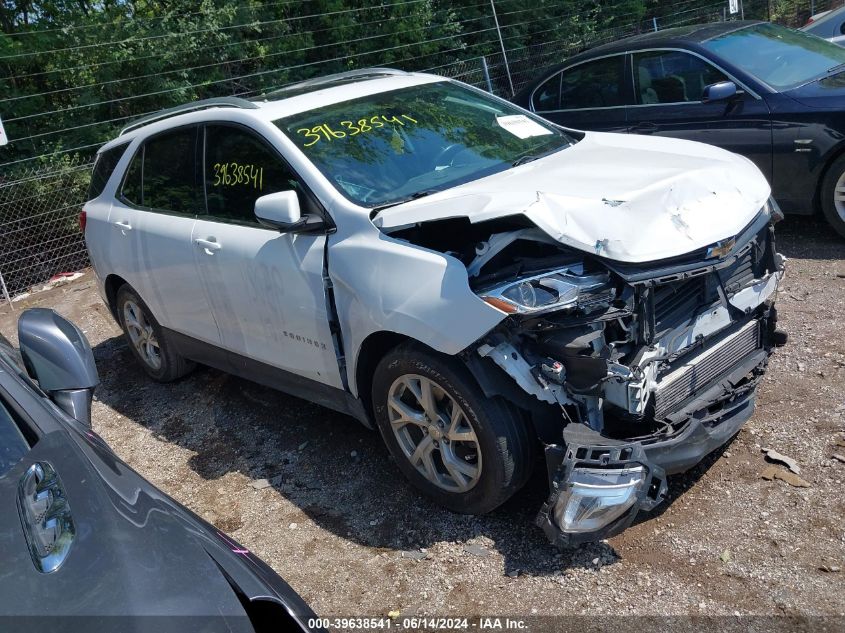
625 49 773 183
529 54 629 132
112 125 221 346
191 123 342 389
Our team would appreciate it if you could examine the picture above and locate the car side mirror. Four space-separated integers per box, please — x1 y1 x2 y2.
18 309 99 427
255 191 306 231
702 81 738 103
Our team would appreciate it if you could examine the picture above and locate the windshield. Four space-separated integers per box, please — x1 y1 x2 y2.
275 81 574 208
702 22 845 90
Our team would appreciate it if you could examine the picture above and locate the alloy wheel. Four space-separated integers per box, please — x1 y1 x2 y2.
386 374 482 493
123 300 162 371
834 169 845 222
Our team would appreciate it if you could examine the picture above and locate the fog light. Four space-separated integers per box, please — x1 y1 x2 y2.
553 466 645 533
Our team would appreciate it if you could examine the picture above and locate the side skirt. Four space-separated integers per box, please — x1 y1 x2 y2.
164 328 371 427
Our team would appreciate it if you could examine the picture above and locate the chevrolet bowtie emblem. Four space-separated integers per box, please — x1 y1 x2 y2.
707 237 736 259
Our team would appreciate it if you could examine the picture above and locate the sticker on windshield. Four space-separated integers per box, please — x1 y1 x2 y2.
495 115 553 139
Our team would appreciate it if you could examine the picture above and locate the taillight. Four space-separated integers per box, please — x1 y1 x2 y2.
79 210 87 233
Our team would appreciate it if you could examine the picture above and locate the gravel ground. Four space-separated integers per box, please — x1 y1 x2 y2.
1 216 844 626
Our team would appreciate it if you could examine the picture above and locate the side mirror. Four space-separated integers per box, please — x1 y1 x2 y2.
18 309 99 427
702 81 738 103
255 191 304 231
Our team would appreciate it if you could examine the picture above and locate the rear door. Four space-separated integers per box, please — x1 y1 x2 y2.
625 49 773 182
529 54 629 132
191 123 342 388
110 125 221 346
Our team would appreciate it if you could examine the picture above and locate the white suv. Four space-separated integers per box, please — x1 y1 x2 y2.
83 68 785 545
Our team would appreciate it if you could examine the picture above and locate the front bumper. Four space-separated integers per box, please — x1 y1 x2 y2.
537 331 772 548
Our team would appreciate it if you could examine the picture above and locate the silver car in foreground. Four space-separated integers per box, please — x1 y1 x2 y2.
83 68 786 546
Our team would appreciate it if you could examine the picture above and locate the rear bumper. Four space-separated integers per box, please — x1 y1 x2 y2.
537 346 768 548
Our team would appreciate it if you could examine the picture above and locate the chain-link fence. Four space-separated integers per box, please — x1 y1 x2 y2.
0 158 92 299
1 0 842 305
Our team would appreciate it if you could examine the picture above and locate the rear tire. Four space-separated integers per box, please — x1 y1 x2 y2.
115 285 194 382
821 153 845 239
372 342 533 514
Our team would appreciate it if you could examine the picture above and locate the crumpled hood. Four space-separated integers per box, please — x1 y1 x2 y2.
374 131 771 263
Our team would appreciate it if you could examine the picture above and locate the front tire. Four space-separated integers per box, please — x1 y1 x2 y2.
821 153 845 239
116 285 195 382
372 343 533 514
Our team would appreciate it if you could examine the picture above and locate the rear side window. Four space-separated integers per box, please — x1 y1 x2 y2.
87 142 129 200
203 124 307 225
532 73 563 111
120 126 202 214
560 56 625 110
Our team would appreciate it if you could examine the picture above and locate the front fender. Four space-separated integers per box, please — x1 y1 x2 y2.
328 226 506 397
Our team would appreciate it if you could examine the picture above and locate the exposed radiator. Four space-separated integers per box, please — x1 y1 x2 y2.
653 320 761 417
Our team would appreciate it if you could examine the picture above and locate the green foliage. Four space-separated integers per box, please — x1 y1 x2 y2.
0 0 821 169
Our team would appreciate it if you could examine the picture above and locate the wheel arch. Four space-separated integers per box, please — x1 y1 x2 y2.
103 273 130 321
353 331 412 422
813 140 845 213
352 330 552 443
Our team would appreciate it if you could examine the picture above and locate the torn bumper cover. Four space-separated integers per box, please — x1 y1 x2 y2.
537 326 771 547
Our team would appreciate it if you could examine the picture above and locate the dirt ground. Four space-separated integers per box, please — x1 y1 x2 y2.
1 216 844 625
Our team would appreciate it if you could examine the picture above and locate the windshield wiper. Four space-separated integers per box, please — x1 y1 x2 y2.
827 62 845 74
512 154 540 167
370 189 438 217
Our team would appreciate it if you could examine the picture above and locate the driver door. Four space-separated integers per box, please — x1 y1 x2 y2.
191 123 342 389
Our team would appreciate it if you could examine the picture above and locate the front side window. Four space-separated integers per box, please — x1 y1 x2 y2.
559 56 625 110
120 126 202 214
203 125 304 225
702 22 845 90
633 50 729 104
276 81 575 208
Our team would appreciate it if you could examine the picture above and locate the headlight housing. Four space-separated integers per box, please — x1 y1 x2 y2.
479 263 612 315
763 196 784 224
553 465 645 533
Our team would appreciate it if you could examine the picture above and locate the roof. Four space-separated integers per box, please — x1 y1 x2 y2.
801 5 845 31
512 20 764 100
566 20 763 61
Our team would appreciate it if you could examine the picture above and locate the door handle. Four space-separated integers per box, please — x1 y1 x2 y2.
630 122 659 134
194 238 221 254
113 220 132 231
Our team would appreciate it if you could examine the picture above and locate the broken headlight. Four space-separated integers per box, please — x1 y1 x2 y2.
763 196 784 224
553 466 645 533
479 264 611 315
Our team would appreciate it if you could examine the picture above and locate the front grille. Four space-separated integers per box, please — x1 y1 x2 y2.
720 242 758 294
653 277 706 337
651 230 765 340
653 320 761 417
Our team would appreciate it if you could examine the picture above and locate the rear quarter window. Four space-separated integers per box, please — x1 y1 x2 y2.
87 142 129 200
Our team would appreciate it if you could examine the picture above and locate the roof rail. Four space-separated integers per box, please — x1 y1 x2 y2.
120 97 259 136
255 67 409 101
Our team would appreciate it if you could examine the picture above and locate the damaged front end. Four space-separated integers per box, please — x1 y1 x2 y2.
395 200 785 546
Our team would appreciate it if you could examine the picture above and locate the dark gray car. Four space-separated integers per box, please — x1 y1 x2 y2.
0 308 321 633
